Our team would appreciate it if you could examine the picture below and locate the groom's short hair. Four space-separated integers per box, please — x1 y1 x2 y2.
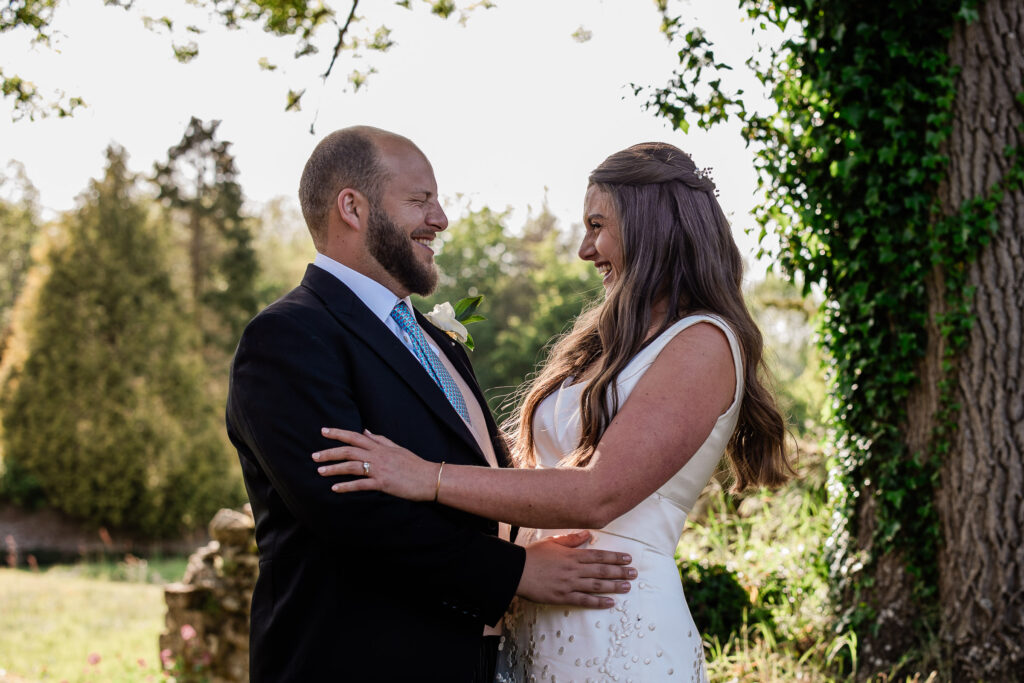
299 125 395 250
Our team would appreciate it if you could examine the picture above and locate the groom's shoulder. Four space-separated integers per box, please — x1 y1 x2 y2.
266 280 322 315
240 283 330 343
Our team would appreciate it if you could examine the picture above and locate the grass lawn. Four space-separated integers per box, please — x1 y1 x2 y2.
0 568 167 682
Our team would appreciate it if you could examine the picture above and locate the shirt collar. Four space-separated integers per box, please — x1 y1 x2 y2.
313 252 413 324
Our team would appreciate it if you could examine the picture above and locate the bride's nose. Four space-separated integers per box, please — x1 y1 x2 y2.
578 232 596 261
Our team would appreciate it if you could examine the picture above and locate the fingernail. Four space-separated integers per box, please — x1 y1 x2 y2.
621 554 631 563
620 582 631 592
321 427 329 434
604 598 615 608
317 466 325 474
332 484 341 491
364 428 373 435
627 569 637 579
312 453 320 461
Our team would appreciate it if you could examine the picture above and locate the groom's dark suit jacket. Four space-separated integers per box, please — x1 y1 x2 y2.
226 264 526 682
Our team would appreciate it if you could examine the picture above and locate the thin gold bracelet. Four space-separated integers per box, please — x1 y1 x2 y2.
434 461 446 503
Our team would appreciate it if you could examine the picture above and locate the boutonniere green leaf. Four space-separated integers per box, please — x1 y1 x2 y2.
426 295 486 350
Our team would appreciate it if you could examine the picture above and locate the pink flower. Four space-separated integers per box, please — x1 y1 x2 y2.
160 648 174 667
87 653 101 665
180 623 197 641
138 658 147 668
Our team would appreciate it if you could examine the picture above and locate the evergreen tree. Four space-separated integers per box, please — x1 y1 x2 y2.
0 162 41 357
250 196 315 304
154 117 259 360
0 145 242 535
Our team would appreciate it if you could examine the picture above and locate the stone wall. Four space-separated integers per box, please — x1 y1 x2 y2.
160 507 258 683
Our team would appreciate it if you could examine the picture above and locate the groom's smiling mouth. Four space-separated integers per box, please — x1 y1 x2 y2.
412 233 435 254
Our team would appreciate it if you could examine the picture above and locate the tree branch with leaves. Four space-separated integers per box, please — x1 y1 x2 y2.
2 0 491 120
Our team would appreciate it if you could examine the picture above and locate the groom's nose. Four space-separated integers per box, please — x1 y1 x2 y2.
426 199 448 232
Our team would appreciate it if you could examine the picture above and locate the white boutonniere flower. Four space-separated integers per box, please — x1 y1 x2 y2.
425 295 485 350
426 302 469 342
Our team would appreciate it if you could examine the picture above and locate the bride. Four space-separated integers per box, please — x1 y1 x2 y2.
314 142 792 681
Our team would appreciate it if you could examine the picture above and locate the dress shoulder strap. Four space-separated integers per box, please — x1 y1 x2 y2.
624 314 745 410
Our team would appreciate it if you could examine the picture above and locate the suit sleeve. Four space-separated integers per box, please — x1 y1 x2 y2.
226 307 525 625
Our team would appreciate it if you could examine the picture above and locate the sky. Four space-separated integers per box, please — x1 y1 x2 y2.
1 0 775 274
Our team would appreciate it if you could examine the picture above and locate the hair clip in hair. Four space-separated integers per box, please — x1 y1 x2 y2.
695 166 720 196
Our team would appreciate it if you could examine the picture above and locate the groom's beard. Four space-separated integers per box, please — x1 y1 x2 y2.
366 204 439 296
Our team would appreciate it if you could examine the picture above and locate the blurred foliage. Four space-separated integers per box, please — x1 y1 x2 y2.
0 145 243 536
249 195 316 305
153 117 260 363
681 447 945 681
747 274 824 437
682 447 843 680
0 0 86 119
2 0 493 119
41 553 190 584
414 203 603 422
0 161 41 356
679 560 759 644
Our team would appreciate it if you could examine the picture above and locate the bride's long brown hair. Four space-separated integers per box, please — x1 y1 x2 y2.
507 142 792 491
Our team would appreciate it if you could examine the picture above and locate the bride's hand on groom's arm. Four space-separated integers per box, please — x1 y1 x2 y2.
313 428 443 501
315 429 636 608
517 531 635 608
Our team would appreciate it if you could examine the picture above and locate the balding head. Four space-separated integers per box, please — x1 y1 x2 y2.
298 126 417 250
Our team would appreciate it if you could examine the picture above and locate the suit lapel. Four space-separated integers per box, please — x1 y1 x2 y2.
416 310 485 407
300 266 488 465
418 310 514 469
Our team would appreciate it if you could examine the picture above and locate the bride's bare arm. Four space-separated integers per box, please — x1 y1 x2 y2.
314 322 737 529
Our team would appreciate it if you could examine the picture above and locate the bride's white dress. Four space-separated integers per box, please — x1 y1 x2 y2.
498 314 744 683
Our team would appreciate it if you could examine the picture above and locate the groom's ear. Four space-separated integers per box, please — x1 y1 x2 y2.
336 188 369 232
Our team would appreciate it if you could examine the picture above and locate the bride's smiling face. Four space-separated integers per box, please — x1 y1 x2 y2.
579 185 624 290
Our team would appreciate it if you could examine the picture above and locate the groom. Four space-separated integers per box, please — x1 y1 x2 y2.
226 126 634 682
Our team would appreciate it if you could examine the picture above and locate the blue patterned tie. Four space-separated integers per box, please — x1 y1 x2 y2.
390 301 471 423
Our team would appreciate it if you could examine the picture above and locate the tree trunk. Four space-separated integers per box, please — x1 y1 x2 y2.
866 2 1024 679
937 0 1024 679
